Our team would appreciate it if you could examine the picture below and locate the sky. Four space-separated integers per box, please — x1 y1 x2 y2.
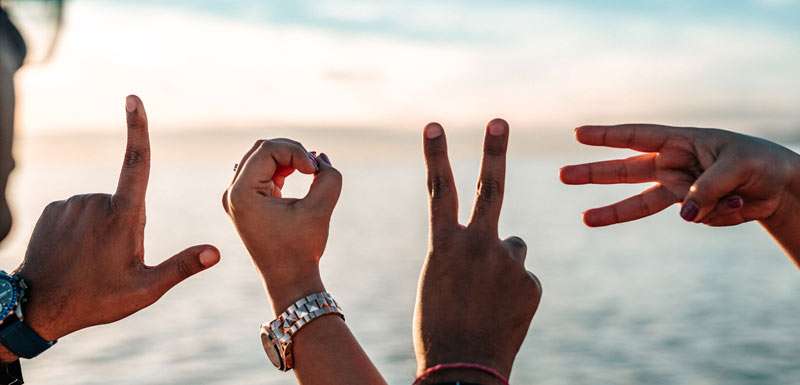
7 0 800 135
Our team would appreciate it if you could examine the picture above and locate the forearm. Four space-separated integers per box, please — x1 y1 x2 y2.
761 191 800 267
293 316 386 385
265 270 386 385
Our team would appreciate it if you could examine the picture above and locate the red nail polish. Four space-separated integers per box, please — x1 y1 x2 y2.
307 152 319 170
319 153 332 166
725 195 744 209
680 200 699 222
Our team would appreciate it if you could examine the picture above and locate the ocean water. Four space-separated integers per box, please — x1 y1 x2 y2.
0 130 798 385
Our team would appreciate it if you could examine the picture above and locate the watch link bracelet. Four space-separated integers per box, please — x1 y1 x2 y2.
260 291 344 371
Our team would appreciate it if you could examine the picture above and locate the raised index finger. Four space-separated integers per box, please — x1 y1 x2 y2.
468 118 509 232
575 124 685 152
231 139 317 200
423 122 458 229
113 95 150 211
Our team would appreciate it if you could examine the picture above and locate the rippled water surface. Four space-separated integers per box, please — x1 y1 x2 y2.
1 131 797 385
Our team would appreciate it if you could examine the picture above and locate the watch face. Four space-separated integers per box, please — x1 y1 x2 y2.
260 327 283 369
0 278 16 318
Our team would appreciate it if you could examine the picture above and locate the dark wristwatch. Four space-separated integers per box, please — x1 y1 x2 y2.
0 360 22 385
0 272 56 360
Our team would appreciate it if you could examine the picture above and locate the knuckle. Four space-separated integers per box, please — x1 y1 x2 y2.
272 138 303 147
326 167 343 182
425 138 447 156
175 258 195 279
43 200 66 214
742 156 766 172
609 205 621 225
126 119 145 131
616 161 629 182
221 191 230 213
87 193 111 204
66 194 90 206
526 271 543 295
123 146 149 168
427 175 452 199
293 147 309 159
690 181 714 202
506 236 527 250
264 139 297 150
623 125 637 147
484 142 506 157
282 141 308 156
464 227 494 248
477 179 503 203
86 194 113 212
640 195 657 217
228 185 250 208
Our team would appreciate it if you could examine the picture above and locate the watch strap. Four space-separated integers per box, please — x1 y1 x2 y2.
0 360 22 385
273 292 344 338
0 316 55 359
263 291 344 371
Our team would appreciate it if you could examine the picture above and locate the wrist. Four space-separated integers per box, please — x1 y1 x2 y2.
416 350 512 382
14 273 65 342
262 267 325 314
0 345 16 363
783 152 800 204
762 161 800 232
416 366 507 385
760 153 800 265
21 304 63 342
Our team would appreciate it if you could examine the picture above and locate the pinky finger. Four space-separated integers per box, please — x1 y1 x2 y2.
703 211 746 227
583 184 678 227
702 195 746 226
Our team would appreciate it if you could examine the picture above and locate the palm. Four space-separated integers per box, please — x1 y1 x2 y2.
653 143 707 198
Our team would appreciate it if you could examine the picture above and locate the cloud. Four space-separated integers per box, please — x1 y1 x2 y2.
13 1 800 135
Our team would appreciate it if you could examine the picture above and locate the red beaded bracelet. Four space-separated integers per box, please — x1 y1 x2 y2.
413 363 510 385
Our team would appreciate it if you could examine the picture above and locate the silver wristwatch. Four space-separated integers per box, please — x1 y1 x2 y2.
260 292 344 371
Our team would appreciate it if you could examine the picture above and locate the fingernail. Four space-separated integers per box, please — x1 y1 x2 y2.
725 195 744 209
680 200 699 222
125 95 137 113
319 153 332 166
488 120 506 136
425 123 443 139
198 249 219 268
308 152 319 171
